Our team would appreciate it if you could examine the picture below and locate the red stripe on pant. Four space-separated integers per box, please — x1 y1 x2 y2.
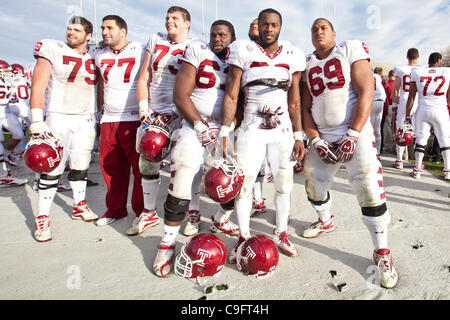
99 121 144 218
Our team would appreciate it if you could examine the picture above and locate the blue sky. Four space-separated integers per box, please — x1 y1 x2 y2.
1 0 449 68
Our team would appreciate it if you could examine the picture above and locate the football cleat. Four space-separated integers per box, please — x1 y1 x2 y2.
153 242 176 277
392 159 403 169
182 210 201 237
71 200 98 222
96 216 117 226
444 169 449 181
251 198 266 217
373 248 398 289
34 215 52 242
301 215 336 238
410 164 425 179
228 235 249 264
209 215 239 237
5 153 21 167
0 171 28 187
272 229 298 257
126 209 159 236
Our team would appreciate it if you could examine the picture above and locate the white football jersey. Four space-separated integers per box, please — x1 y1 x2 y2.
0 77 11 106
373 73 386 101
95 41 145 123
226 39 306 126
7 76 30 118
393 64 421 106
303 40 371 136
24 62 35 88
33 39 98 115
146 33 190 113
410 66 450 109
181 39 228 122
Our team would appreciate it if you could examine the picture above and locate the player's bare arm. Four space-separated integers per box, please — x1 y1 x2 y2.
173 62 202 125
30 57 52 112
349 59 374 133
288 72 305 160
299 80 319 141
392 76 401 104
405 81 417 117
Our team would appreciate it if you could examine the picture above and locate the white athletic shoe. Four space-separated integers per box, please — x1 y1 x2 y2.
72 200 98 222
96 216 117 226
34 215 52 242
392 159 403 169
251 198 266 217
126 209 159 236
209 216 239 237
273 229 298 257
444 169 450 181
373 248 398 289
410 164 425 179
0 171 28 187
182 210 200 236
153 242 175 277
301 215 336 238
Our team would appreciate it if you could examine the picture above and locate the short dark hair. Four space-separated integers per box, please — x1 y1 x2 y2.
103 15 128 34
312 17 334 31
211 20 236 42
167 6 191 22
258 8 282 26
68 16 93 35
388 69 394 77
428 52 442 65
407 48 419 60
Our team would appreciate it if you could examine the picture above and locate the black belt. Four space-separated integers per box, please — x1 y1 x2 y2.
245 78 290 91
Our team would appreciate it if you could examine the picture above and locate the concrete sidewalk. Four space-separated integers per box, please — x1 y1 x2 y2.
0 153 449 300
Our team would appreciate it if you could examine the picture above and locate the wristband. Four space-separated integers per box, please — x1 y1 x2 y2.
194 120 208 133
347 128 360 138
30 108 44 123
310 136 321 145
219 125 230 138
293 131 303 141
138 100 149 112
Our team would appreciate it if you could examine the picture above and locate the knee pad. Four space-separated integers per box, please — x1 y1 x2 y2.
414 144 426 154
38 174 61 190
164 194 190 222
275 168 294 194
220 198 235 211
67 169 88 182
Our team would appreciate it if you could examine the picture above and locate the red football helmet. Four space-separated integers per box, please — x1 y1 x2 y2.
11 64 24 77
0 60 12 80
203 156 245 203
395 122 414 146
24 135 64 174
139 124 173 162
174 233 227 279
236 234 279 279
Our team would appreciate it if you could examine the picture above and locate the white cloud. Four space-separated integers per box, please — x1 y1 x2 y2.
1 0 449 68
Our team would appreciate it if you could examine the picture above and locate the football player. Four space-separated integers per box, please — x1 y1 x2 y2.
94 15 156 235
248 18 259 42
0 61 28 187
30 16 99 242
371 68 387 155
405 52 450 180
152 20 238 277
300 18 398 289
136 6 197 236
220 8 306 262
391 48 420 168
6 63 31 166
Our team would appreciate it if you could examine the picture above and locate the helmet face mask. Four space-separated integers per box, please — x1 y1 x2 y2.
0 60 13 81
203 156 245 203
174 233 227 279
139 124 173 162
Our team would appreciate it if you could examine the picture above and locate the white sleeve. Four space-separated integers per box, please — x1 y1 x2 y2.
410 68 419 83
181 39 202 69
343 40 371 65
226 40 245 70
292 46 306 73
33 39 56 64
146 34 157 54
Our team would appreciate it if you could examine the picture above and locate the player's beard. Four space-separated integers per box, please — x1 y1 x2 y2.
258 32 280 48
248 33 259 41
